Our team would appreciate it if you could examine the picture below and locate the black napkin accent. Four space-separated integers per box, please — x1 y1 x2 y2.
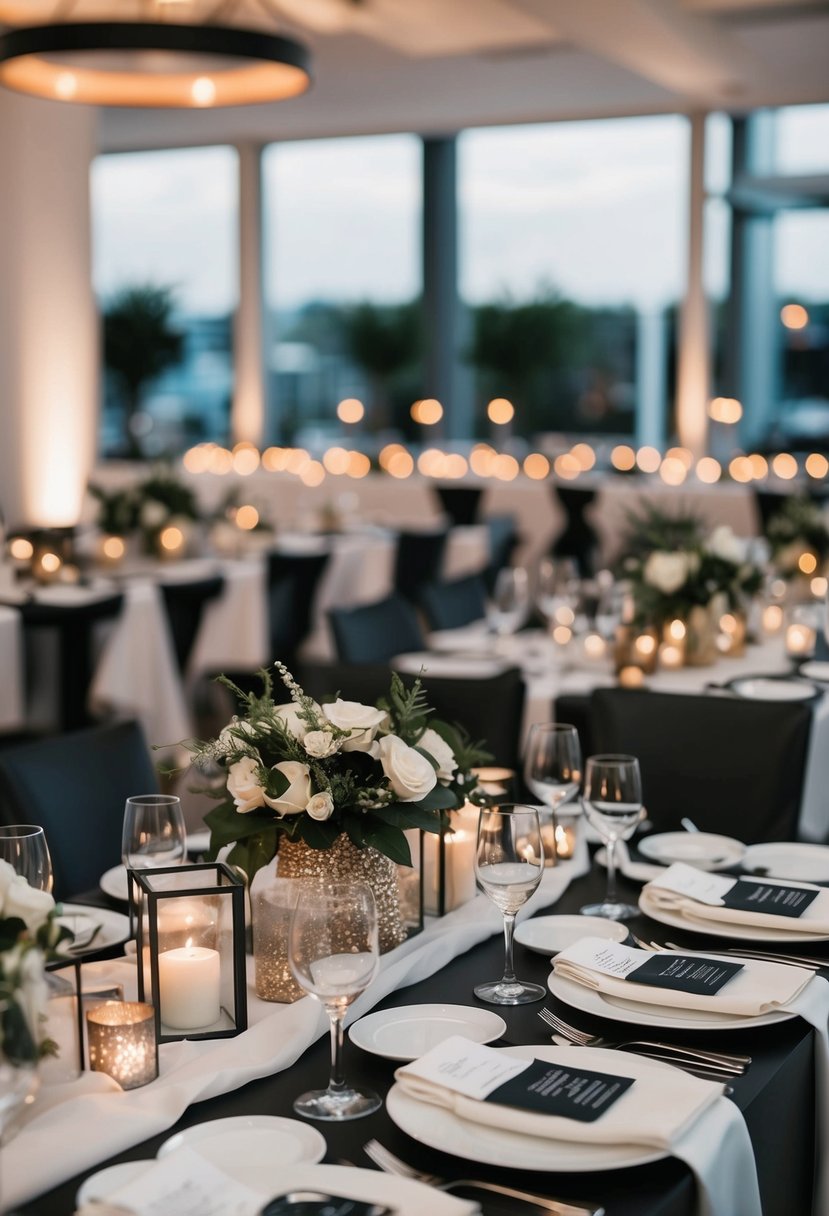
486 1060 634 1123
627 953 744 995
722 879 818 918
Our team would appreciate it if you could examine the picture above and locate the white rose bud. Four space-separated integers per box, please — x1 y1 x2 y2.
323 699 388 752
377 734 438 802
4 876 55 934
418 728 458 784
303 730 339 759
263 761 312 816
306 791 335 821
226 755 266 814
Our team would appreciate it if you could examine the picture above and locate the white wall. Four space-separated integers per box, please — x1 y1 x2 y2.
0 90 98 531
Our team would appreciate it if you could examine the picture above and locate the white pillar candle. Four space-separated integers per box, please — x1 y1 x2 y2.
158 946 221 1031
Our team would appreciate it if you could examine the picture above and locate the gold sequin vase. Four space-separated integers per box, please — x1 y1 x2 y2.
278 833 407 955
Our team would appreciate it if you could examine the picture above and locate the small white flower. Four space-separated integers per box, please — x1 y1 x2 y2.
377 734 438 802
706 526 745 565
418 728 458 784
3 876 55 934
303 730 339 759
263 761 312 816
140 500 168 529
227 755 266 814
306 791 335 821
323 699 388 752
643 551 693 595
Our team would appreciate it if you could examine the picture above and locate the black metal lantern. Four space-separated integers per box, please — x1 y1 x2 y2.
131 862 247 1044
423 803 483 917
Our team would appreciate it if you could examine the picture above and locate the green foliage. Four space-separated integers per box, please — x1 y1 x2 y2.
88 485 137 536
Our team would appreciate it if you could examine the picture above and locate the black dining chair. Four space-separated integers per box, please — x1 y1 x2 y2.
590 687 812 842
550 484 599 576
267 550 330 663
159 574 225 674
393 528 449 604
434 485 483 527
420 574 488 631
328 594 425 664
0 719 158 900
299 660 526 768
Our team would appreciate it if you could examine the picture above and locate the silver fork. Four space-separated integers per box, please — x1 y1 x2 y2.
632 933 823 971
538 1007 750 1072
363 1139 604 1216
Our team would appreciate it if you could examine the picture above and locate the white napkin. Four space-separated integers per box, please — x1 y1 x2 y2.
553 937 813 1016
642 863 829 935
395 1039 760 1216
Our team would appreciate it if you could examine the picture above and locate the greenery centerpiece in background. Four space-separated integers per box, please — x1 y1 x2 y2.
766 495 829 586
193 663 490 952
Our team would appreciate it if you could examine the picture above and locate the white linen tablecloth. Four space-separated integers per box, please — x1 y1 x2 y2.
1 842 590 1211
187 559 270 679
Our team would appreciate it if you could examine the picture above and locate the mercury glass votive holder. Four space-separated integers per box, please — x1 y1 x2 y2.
87 1001 158 1090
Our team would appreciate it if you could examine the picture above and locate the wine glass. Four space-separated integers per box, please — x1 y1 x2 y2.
580 755 643 921
536 557 579 625
474 806 545 1005
523 723 582 863
288 881 380 1121
122 795 186 932
0 825 53 892
486 567 530 643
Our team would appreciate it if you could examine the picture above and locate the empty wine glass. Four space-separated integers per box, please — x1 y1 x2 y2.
122 795 186 873
580 755 643 921
474 806 545 1005
523 723 582 863
289 881 380 1121
536 557 580 626
486 567 530 643
0 825 53 892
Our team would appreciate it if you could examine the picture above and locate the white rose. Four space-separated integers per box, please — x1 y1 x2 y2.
140 500 168 529
378 735 438 802
306 791 335 821
303 730 339 759
217 718 258 757
274 702 319 741
4 876 55 934
323 699 388 752
706 526 744 565
263 761 312 816
418 728 458 784
227 755 266 814
0 858 17 915
643 551 692 595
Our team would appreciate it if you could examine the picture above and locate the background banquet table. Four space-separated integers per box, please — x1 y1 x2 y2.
15 864 819 1216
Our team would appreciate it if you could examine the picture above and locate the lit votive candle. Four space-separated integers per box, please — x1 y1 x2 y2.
158 946 221 1031
87 1001 157 1090
762 604 784 635
583 632 607 661
618 665 645 688
554 822 577 860
659 643 684 670
786 623 816 658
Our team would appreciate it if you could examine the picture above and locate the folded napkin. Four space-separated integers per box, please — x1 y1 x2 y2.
642 862 829 935
553 937 813 1016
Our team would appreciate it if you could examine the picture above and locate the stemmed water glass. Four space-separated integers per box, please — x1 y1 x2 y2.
523 723 582 863
486 567 530 645
474 806 545 1005
288 881 380 1121
122 794 186 931
580 755 644 921
536 557 580 626
0 825 53 892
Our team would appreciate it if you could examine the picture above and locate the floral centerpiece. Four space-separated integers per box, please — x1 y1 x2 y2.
89 467 201 559
191 663 490 953
766 495 829 583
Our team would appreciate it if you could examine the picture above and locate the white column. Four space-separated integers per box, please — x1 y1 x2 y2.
675 112 710 458
231 141 266 447
0 91 98 531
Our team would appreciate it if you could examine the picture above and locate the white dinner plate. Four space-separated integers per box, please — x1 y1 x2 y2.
547 970 793 1032
158 1116 326 1186
386 1044 670 1172
639 882 829 944
728 676 819 702
348 1003 506 1061
799 660 829 684
638 832 745 872
81 1162 474 1216
186 830 211 856
56 903 131 954
99 864 129 903
743 842 829 884
514 915 628 957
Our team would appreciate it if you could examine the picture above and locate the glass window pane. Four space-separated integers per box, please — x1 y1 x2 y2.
776 104 829 175
92 146 238 457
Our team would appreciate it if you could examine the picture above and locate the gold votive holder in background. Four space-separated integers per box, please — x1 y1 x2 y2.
614 625 659 677
470 767 516 801
87 1001 158 1090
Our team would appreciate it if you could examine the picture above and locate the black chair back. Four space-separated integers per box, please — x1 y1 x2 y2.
328 594 425 664
394 529 448 603
266 551 329 663
435 486 483 527
591 687 811 842
299 661 526 768
484 515 519 593
160 575 225 674
420 575 488 631
0 720 158 899
550 484 598 576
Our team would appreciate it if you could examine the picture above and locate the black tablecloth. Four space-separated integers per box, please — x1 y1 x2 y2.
14 864 822 1216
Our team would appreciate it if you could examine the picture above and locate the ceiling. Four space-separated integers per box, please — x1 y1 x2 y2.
39 0 829 151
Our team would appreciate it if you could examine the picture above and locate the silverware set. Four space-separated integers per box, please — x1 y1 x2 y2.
629 932 827 971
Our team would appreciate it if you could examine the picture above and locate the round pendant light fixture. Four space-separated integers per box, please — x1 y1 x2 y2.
0 14 312 108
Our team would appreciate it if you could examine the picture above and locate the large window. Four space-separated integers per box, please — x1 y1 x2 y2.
92 146 238 457
459 116 688 441
263 135 422 444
